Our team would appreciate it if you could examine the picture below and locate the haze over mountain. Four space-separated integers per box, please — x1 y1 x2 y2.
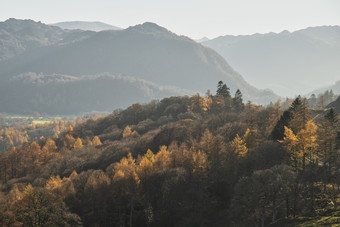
0 19 279 114
0 73 188 115
0 18 93 61
327 95 340 113
308 80 340 97
52 21 122 32
202 26 340 97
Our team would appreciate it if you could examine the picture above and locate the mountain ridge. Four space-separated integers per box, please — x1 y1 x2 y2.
0 19 279 109
203 25 340 97
52 21 122 31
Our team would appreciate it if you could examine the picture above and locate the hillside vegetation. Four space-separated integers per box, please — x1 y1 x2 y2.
0 82 339 226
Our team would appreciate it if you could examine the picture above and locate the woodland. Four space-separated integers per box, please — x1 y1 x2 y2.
0 81 339 226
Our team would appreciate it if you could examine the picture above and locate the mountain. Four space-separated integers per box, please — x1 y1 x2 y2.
52 21 121 31
308 80 340 96
0 73 189 115
202 26 340 97
0 19 279 114
327 96 340 113
0 18 93 61
195 37 210 43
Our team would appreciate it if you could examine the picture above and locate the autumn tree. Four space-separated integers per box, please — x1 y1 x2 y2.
15 185 82 227
92 136 102 146
73 138 83 150
230 134 248 158
123 126 133 138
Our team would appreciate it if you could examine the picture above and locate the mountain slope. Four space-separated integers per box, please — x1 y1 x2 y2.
52 21 121 31
308 80 340 96
0 20 279 106
327 96 340 113
0 18 92 61
203 26 340 97
0 73 189 115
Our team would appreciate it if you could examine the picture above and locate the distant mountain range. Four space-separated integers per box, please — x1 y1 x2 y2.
0 18 90 61
0 19 278 114
52 21 122 31
195 37 210 43
202 26 340 97
308 80 340 97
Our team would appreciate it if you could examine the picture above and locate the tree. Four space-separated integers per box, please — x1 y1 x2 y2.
73 138 83 150
92 136 102 146
136 149 154 180
123 126 133 138
280 126 299 169
230 134 248 158
42 138 57 153
297 120 318 168
15 185 82 227
318 108 339 166
281 120 318 169
216 81 231 99
288 96 309 134
271 96 309 140
233 89 244 112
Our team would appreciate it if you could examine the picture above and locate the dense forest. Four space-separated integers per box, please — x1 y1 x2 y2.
0 81 339 226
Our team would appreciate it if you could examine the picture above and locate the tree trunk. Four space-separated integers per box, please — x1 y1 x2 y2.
302 154 306 170
130 197 133 227
285 195 290 217
272 197 276 222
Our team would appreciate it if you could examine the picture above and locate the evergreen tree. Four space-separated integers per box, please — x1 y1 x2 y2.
216 81 231 99
233 89 244 112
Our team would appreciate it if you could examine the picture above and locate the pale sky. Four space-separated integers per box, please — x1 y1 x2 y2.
1 0 340 39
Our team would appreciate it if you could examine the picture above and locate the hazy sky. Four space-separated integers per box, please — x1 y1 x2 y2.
1 0 339 39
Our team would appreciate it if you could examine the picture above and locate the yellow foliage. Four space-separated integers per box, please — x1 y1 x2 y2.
297 120 318 160
123 126 132 138
153 146 171 171
43 138 57 152
191 150 207 173
231 134 248 158
281 120 318 164
280 126 299 156
113 153 140 184
188 93 211 113
45 175 63 191
67 125 73 133
92 136 102 146
137 150 154 179
69 170 78 180
73 138 83 149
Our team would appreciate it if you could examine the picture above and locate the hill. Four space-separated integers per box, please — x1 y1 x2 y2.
0 92 339 226
308 80 340 96
327 96 340 113
203 26 340 97
52 21 122 31
0 19 279 115
0 18 92 61
0 73 189 115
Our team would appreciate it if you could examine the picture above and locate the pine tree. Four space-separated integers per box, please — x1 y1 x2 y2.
233 89 244 112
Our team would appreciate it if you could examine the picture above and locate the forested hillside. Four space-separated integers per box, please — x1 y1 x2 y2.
0 82 339 226
0 73 189 115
